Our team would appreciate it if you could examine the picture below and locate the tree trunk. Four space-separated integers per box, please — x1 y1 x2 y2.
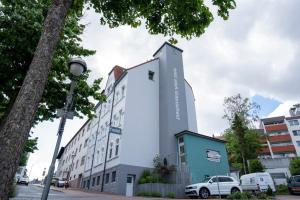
0 0 72 198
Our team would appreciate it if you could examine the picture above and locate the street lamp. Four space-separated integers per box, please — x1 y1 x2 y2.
41 58 87 200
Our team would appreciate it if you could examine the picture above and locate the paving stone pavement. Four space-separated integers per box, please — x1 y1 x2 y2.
11 184 187 200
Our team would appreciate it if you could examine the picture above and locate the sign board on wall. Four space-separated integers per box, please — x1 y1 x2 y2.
110 126 122 135
206 150 221 163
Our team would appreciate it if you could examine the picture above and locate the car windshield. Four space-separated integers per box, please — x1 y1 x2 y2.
201 177 211 183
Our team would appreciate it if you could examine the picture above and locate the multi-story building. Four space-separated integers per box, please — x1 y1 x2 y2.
259 112 300 158
56 120 91 187
56 42 230 196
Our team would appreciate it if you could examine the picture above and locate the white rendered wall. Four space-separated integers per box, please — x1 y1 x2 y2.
120 60 160 168
56 121 91 181
185 81 198 133
286 118 300 156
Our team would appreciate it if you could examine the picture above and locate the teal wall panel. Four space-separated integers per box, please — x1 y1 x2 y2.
182 134 230 183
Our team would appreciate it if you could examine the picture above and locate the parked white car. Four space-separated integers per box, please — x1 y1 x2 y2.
185 176 242 199
17 175 29 185
240 172 276 192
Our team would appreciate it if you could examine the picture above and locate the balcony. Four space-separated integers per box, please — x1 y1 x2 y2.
265 124 288 132
268 134 292 142
259 146 270 153
272 145 296 153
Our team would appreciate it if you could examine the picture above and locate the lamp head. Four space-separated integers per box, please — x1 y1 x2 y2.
68 57 87 77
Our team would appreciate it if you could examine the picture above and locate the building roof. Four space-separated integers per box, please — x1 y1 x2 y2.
286 116 300 120
175 130 226 143
261 116 285 124
153 42 183 57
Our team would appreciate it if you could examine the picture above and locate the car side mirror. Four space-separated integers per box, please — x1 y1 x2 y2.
209 180 213 184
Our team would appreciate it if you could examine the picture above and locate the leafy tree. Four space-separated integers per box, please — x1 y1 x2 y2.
289 157 300 175
223 94 261 175
223 93 260 126
19 136 38 166
224 127 262 174
0 0 104 124
249 159 264 173
0 0 236 197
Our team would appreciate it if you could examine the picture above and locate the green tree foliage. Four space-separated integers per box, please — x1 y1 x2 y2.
0 0 105 124
249 159 264 173
223 94 261 174
88 0 236 42
19 136 38 166
223 93 260 126
289 157 300 175
224 126 262 174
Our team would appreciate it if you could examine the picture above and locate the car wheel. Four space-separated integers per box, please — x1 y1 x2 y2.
288 188 294 195
231 187 240 194
199 188 210 199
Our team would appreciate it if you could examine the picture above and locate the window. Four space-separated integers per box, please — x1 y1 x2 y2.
75 160 79 169
219 177 233 182
289 120 299 126
74 175 76 179
97 176 101 185
148 70 155 80
115 139 119 156
79 144 82 152
109 142 113 159
101 148 105 162
84 139 88 147
121 86 125 97
105 173 109 184
179 145 185 154
112 171 116 182
297 141 300 147
293 130 300 136
179 137 184 144
87 180 90 188
83 181 86 188
92 177 95 186
87 123 91 131
180 155 186 163
81 156 85 166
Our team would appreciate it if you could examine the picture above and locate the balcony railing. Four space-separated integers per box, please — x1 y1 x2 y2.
267 134 292 142
265 124 288 132
271 145 296 153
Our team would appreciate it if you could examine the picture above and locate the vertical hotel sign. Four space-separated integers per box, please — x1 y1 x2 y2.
173 68 180 120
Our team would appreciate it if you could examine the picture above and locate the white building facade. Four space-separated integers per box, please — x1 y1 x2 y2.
56 120 91 187
57 42 198 195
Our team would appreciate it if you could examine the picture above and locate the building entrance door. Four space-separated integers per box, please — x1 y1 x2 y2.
77 174 82 188
126 175 134 196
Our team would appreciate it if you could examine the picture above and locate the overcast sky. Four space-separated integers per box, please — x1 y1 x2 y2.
27 0 300 180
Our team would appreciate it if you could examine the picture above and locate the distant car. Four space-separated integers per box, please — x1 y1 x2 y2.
56 179 67 187
17 176 29 186
51 177 59 186
185 176 241 199
240 172 276 193
288 175 300 194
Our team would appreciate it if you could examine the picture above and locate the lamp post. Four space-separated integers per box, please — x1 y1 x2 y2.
41 58 87 200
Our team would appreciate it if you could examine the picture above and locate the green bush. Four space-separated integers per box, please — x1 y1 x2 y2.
276 184 288 195
266 186 274 196
166 192 175 198
151 191 162 197
137 191 151 197
256 193 268 199
227 192 251 199
138 178 147 184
